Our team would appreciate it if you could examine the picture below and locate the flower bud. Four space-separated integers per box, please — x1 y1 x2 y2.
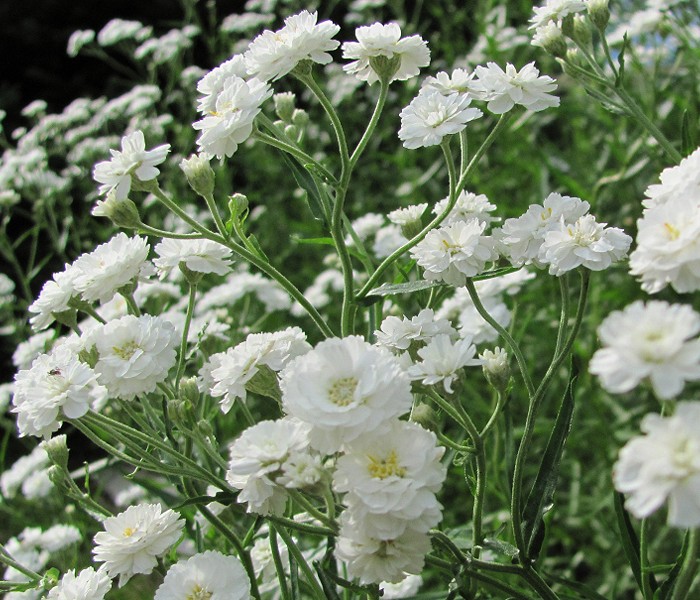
410 403 439 433
480 347 510 392
92 189 142 229
572 15 592 47
532 22 568 58
274 92 296 123
561 14 576 39
180 153 216 199
229 193 249 219
179 376 200 405
47 465 69 490
42 434 69 470
291 109 309 128
587 0 610 31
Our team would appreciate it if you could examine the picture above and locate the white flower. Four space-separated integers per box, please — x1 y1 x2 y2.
422 68 476 96
12 330 55 369
199 271 290 313
280 336 413 453
12 345 107 438
97 19 151 46
71 233 152 304
336 516 432 584
613 402 700 527
629 196 700 293
153 238 233 278
93 503 185 587
398 89 482 149
342 22 429 84
196 55 249 113
66 29 95 57
387 203 427 227
154 551 250 600
375 308 456 352
643 147 700 208
28 268 79 331
410 219 496 286
470 62 559 114
245 10 340 81
381 575 423 599
86 314 178 400
208 327 310 413
372 225 405 258
226 418 312 515
408 334 481 393
480 346 509 377
1 445 50 498
93 130 169 199
538 214 631 276
433 190 499 226
47 567 112 600
333 421 445 524
529 0 587 29
495 192 590 267
590 301 700 399
193 76 272 159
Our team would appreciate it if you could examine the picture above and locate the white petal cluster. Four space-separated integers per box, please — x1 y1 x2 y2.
539 214 631 276
375 308 456 352
387 203 427 227
398 89 482 149
47 567 112 600
408 334 482 393
614 402 700 527
207 327 311 413
629 148 700 293
155 551 250 600
1 445 50 499
226 418 320 515
495 192 590 267
410 218 497 286
12 345 106 438
590 301 700 399
280 336 413 453
71 233 151 304
470 62 559 114
93 503 185 587
85 314 178 400
245 11 340 81
28 268 79 331
422 68 477 96
92 130 170 199
529 0 587 30
193 76 272 160
433 190 499 226
153 238 233 278
342 22 430 84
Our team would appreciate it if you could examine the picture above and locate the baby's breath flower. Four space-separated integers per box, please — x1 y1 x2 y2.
529 0 587 30
47 567 112 600
408 334 481 393
153 238 233 278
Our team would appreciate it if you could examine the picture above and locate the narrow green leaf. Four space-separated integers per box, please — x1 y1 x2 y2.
279 153 329 224
313 562 343 600
656 530 689 600
616 33 628 86
522 368 578 560
289 551 300 600
613 492 659 595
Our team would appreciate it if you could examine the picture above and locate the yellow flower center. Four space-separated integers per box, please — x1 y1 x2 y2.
186 585 213 600
328 377 358 406
112 340 140 360
664 222 681 240
123 527 135 537
367 450 406 479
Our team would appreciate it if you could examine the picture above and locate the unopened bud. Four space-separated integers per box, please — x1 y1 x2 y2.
180 153 216 199
480 347 510 392
561 14 575 39
587 0 610 31
197 419 214 438
92 190 142 229
572 15 592 47
410 403 439 432
532 22 568 58
274 92 296 123
291 109 309 128
179 377 200 405
42 434 69 470
229 193 249 219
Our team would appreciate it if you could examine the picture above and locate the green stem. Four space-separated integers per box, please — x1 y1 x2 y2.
275 525 326 599
287 490 336 530
464 278 535 399
0 547 42 582
639 518 654 600
203 193 229 239
672 528 700 600
269 526 291 600
175 282 197 389
554 274 570 358
349 80 390 168
480 390 505 438
136 223 204 239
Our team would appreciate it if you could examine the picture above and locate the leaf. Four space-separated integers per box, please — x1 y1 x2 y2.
279 153 329 224
483 537 520 559
616 33 628 87
613 491 659 595
521 365 578 560
313 562 350 599
681 110 696 158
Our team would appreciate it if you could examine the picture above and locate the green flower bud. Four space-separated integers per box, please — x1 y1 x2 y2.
179 376 200 406
572 15 592 47
291 109 309 128
274 92 296 123
587 0 610 31
180 154 216 199
532 22 568 58
42 434 69 470
480 347 511 393
229 193 249 219
284 124 300 140
92 190 142 229
561 14 576 39
410 403 439 433
197 419 214 438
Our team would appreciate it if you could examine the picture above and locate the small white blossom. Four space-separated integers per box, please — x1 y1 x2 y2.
387 203 427 227
66 29 95 57
245 10 340 81
433 190 499 226
590 301 700 399
529 0 587 29
1 445 50 498
380 575 423 599
410 219 497 286
93 503 185 587
93 130 170 199
408 334 481 393
538 214 631 276
153 238 233 278
47 567 112 600
155 551 250 600
280 336 413 453
375 308 456 352
28 268 79 331
643 147 700 209
342 22 430 84
614 402 700 527
422 68 477 96
398 89 482 149
470 62 559 114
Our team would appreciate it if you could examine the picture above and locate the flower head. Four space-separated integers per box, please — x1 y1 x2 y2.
154 238 233 278
47 567 112 600
529 0 587 30
407 334 482 393
93 130 170 199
